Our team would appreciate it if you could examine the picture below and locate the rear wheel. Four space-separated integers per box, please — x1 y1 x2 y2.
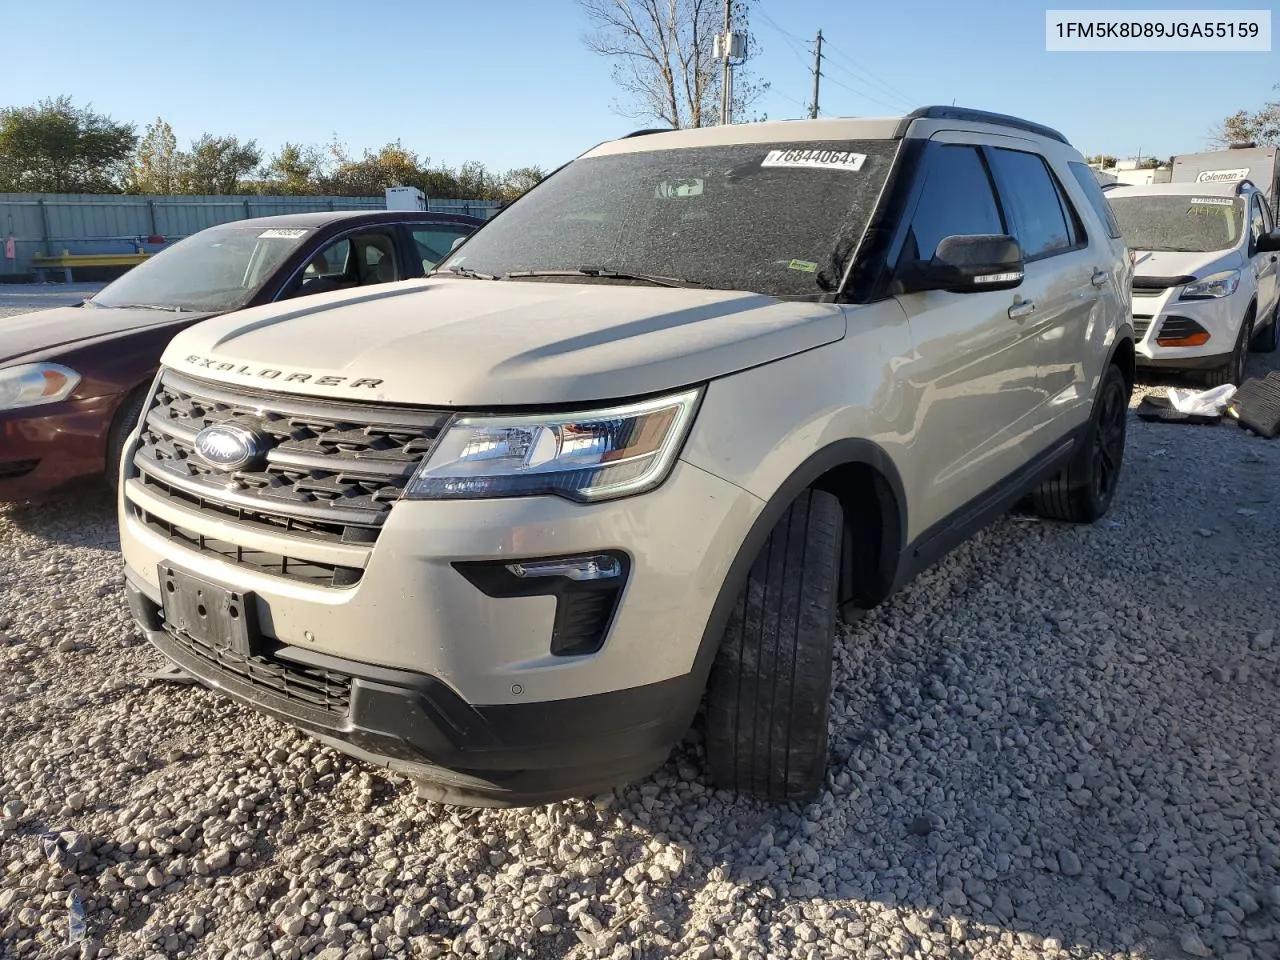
1203 310 1253 387
1030 363 1129 523
704 489 842 802
106 389 147 492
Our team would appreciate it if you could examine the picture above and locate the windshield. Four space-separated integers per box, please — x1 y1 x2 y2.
1108 195 1244 253
440 139 899 298
91 225 312 312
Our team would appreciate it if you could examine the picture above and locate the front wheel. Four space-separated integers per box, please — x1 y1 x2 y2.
1030 363 1129 523
704 489 842 802
1203 311 1253 387
106 389 147 493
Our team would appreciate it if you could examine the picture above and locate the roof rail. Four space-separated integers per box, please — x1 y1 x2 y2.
621 128 674 138
900 106 1070 145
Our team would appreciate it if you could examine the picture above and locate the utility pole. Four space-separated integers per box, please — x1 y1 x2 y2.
719 0 733 125
809 29 823 119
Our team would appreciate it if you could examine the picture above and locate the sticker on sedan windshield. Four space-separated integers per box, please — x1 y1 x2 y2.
761 149 866 172
1188 197 1234 206
259 228 309 239
788 259 818 273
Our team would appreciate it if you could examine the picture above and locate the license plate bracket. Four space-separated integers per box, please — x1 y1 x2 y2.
158 563 260 657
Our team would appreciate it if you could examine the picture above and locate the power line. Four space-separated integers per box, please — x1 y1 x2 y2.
820 42 918 110
821 73 914 115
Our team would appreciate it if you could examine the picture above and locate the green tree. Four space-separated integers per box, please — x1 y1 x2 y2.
262 142 326 195
0 96 136 192
323 140 424 196
499 166 547 200
1212 84 1280 146
1085 154 1118 168
178 134 263 194
129 117 180 193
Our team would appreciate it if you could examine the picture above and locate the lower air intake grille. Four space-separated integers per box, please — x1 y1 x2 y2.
168 628 352 716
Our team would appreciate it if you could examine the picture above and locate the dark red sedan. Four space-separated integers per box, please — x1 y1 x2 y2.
0 209 483 501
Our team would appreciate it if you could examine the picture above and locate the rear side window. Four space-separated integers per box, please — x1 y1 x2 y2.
989 148 1082 260
1068 161 1123 239
902 145 1005 262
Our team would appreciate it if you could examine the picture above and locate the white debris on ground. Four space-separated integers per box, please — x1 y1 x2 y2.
2 286 1280 959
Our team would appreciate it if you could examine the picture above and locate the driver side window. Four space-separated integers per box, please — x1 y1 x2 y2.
1250 196 1267 251
903 145 1005 263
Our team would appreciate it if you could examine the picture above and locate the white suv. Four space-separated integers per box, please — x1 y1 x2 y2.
1106 179 1280 384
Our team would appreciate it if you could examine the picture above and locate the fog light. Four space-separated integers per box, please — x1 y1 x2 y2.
507 555 621 581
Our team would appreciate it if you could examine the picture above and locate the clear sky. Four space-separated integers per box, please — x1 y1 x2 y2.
2 0 1274 173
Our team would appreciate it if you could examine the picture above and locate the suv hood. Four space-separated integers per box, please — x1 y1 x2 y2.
1132 249 1242 283
0 305 214 366
163 278 847 406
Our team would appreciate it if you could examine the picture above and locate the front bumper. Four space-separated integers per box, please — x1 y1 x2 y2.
120 458 763 803
126 576 697 805
1131 288 1242 368
0 394 116 501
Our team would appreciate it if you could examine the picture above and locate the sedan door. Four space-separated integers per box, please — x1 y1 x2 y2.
403 221 481 274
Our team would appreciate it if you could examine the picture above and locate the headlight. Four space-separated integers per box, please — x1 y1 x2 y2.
1180 270 1240 300
0 363 82 410
404 388 701 502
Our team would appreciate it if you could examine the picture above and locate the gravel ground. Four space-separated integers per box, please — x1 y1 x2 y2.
2 288 1280 960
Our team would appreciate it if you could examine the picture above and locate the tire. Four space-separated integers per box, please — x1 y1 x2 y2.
1203 310 1253 387
106 389 147 492
1030 363 1129 524
704 488 842 802
1251 304 1279 354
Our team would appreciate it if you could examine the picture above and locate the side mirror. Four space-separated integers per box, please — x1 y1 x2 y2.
898 234 1025 294
1258 231 1280 254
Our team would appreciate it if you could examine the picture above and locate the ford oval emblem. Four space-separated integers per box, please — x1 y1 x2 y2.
193 424 267 472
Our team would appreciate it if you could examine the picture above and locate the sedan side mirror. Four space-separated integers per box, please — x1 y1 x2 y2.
1257 231 1280 254
898 234 1025 294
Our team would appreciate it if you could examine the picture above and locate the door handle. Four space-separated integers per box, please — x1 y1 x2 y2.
1090 269 1109 288
1008 300 1036 321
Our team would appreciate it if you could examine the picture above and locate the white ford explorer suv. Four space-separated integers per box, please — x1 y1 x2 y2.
119 107 1134 805
1105 179 1280 384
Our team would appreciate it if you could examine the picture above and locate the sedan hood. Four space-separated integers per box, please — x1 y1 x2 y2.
0 305 214 366
163 278 847 406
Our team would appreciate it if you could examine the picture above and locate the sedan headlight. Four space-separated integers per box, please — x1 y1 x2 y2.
1180 270 1240 300
404 388 701 502
0 363 82 410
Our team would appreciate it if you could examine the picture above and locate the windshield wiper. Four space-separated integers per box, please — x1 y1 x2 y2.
504 266 708 288
433 265 499 280
112 303 189 312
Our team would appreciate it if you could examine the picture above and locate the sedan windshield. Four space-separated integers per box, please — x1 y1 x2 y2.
91 225 312 312
1108 195 1244 253
440 140 899 298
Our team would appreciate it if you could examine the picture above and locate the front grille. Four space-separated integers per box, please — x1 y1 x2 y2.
1133 316 1153 340
168 626 352 716
133 503 363 587
129 370 451 583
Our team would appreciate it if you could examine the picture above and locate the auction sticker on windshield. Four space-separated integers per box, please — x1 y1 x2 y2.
1189 197 1235 206
761 149 866 172
259 228 310 239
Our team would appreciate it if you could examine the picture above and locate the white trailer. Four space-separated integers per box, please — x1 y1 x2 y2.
1171 144 1279 217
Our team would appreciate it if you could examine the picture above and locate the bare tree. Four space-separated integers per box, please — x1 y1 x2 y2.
578 0 766 128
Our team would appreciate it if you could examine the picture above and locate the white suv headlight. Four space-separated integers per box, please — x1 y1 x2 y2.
404 388 702 502
1180 270 1240 300
0 363 82 410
